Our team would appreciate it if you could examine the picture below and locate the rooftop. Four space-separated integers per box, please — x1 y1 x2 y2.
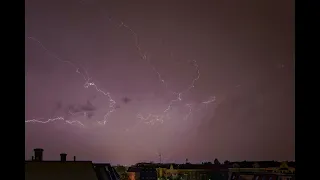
25 161 98 180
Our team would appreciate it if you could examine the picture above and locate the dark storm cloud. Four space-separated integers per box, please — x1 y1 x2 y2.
121 97 131 104
81 100 96 111
90 95 97 101
86 111 94 119
56 101 62 109
67 100 97 114
51 101 63 116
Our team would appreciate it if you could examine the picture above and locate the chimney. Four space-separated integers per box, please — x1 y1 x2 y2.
73 156 76 161
34 148 44 161
60 153 67 162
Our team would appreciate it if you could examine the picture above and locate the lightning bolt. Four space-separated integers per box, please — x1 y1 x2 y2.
26 5 216 129
91 0 215 127
201 96 216 107
25 117 85 127
163 60 200 113
105 17 204 125
182 96 217 121
113 19 214 125
184 104 193 120
68 110 88 118
103 9 206 126
136 113 171 125
26 37 117 126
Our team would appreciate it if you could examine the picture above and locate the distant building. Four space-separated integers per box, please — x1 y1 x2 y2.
128 166 157 180
128 163 228 180
114 165 129 180
128 167 141 180
25 148 119 180
127 161 295 180
228 161 295 180
94 163 121 180
156 163 228 180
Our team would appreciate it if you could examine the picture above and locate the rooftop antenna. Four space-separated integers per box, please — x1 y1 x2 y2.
156 151 162 164
156 147 164 164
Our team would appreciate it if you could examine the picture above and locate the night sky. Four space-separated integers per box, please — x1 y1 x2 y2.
25 0 294 165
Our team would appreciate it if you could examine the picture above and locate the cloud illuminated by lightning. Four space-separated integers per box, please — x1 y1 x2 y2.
94 2 218 127
26 37 117 126
26 5 216 128
106 16 207 125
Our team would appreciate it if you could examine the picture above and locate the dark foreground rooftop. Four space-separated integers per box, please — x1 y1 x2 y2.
25 148 119 180
25 161 99 180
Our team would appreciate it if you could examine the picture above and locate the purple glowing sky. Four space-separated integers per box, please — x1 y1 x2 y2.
25 0 294 165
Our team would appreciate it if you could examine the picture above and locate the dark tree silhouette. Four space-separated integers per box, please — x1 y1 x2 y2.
214 158 221 165
224 160 230 165
114 166 128 180
203 162 212 165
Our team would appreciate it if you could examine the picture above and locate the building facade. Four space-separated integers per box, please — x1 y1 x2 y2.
127 162 295 180
128 166 157 180
156 164 228 180
228 162 295 180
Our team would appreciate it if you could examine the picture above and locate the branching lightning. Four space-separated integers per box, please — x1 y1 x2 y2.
184 104 193 120
201 96 216 107
26 37 117 126
112 18 205 124
26 3 216 128
25 117 85 127
183 96 217 120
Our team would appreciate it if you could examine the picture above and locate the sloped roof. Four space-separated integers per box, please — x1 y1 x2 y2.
93 163 120 180
230 161 295 168
230 172 280 180
130 163 229 171
127 167 141 172
176 163 229 170
25 161 99 180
